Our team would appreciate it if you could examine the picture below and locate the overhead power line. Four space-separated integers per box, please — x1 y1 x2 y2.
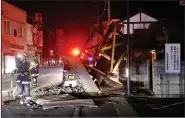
100 1 108 23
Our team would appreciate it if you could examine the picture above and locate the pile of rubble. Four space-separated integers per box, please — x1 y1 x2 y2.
31 82 86 96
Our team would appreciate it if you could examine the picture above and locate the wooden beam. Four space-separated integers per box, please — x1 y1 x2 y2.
110 23 117 73
99 52 115 63
112 54 124 73
101 42 124 51
86 40 111 50
84 64 106 76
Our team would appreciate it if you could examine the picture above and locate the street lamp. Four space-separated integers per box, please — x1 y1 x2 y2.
50 50 53 66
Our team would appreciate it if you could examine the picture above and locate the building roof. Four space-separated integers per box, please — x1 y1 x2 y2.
2 0 26 14
118 10 158 23
102 10 158 25
123 12 157 23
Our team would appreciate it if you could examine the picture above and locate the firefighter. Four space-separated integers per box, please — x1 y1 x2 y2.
15 53 32 106
30 56 39 87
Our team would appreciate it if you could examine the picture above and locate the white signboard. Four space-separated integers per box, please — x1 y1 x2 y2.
165 44 181 73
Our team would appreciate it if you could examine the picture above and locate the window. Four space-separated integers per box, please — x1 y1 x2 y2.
4 21 12 34
14 29 17 37
7 21 11 34
4 21 7 33
20 26 23 37
10 23 12 35
18 26 24 37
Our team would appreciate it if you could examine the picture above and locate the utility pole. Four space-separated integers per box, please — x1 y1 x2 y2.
92 1 100 54
95 1 100 53
108 0 114 73
96 1 100 25
126 0 131 97
107 0 111 25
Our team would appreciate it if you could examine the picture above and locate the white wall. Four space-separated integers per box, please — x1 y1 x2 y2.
123 12 157 34
26 23 33 45
2 1 27 52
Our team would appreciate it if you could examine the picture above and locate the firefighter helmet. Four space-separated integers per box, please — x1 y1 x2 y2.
16 53 28 62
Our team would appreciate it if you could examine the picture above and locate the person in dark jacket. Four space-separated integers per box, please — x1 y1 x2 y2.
30 56 39 87
15 53 32 106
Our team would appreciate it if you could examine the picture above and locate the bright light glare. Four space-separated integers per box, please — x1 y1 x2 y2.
89 64 93 67
126 68 129 78
88 57 93 61
31 62 35 66
17 54 22 58
151 50 156 54
5 56 16 73
72 49 80 56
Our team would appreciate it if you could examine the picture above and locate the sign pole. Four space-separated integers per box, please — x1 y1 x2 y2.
126 0 131 97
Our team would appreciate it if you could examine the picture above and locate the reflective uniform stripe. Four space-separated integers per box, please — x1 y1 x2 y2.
31 74 39 76
16 80 21 83
26 97 31 100
22 81 30 84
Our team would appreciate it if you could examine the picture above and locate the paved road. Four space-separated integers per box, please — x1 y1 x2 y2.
2 95 184 117
2 96 139 117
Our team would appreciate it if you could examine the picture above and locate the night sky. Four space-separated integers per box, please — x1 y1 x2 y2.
6 0 184 56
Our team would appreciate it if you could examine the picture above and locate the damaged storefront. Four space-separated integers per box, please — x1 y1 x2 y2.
2 44 38 74
2 42 26 74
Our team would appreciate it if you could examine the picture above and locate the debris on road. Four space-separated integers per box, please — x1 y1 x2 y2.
31 82 86 96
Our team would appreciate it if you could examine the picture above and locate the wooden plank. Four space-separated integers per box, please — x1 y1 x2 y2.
110 23 117 73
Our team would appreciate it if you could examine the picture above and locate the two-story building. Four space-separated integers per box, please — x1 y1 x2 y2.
2 1 36 74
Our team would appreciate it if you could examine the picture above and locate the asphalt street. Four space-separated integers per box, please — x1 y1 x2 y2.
2 96 140 117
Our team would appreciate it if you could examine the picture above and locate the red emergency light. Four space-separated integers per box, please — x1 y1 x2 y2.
72 48 80 56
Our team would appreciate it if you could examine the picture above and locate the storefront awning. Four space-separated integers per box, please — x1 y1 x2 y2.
27 45 37 51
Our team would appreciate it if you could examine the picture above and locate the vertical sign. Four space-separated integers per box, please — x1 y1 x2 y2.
165 44 181 73
34 13 43 47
